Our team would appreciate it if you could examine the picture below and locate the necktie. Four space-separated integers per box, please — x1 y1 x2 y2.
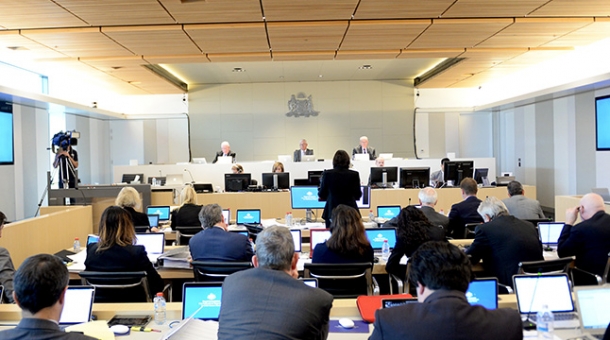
363 148 367 154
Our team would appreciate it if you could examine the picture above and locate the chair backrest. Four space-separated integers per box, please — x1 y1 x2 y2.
518 257 575 276
190 261 252 282
604 252 610 285
463 223 479 239
134 226 149 233
304 262 373 298
176 226 202 246
79 271 151 303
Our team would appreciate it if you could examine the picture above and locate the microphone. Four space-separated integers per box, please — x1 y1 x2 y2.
159 170 162 177
408 198 412 206
184 169 195 183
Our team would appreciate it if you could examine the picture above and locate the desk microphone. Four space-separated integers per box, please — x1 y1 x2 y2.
184 169 195 183
408 198 412 206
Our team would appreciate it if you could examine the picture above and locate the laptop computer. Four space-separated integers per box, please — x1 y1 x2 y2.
182 282 223 321
574 286 610 339
236 209 261 225
222 209 230 225
59 286 96 326
300 278 318 288
365 228 397 254
381 297 418 309
192 157 207 164
379 153 393 160
290 229 302 253
165 174 184 186
309 229 331 258
538 222 564 251
146 206 171 221
377 205 401 219
86 234 99 245
592 188 610 202
466 278 498 310
229 230 248 237
147 214 160 228
354 154 370 162
302 155 316 162
135 233 165 263
513 273 580 328
216 156 233 164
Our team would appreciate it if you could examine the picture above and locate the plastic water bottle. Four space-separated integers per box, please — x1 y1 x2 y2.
152 177 157 186
73 238 81 252
536 304 554 339
285 212 292 226
153 292 166 325
381 240 390 261
369 210 375 222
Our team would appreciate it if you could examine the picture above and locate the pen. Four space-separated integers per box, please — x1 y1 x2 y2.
130 327 161 333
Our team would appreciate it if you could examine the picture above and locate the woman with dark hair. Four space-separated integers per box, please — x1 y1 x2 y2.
85 206 164 298
312 205 374 263
385 205 446 280
319 150 362 228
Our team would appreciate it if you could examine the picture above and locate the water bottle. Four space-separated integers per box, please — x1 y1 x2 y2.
153 292 166 325
152 177 157 186
73 238 81 252
368 210 375 222
285 212 292 226
536 304 554 339
381 240 390 261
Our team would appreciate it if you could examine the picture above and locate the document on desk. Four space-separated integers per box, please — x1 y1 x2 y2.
66 321 114 340
66 250 87 272
161 318 218 340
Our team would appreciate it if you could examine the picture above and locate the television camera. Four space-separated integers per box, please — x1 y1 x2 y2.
51 130 79 153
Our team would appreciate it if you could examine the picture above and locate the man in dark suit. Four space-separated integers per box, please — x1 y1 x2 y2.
418 187 449 231
352 135 376 160
293 138 314 162
0 254 96 340
218 226 333 340
189 204 253 262
212 141 236 163
448 178 484 238
466 197 543 287
370 241 522 340
558 193 610 277
319 150 362 227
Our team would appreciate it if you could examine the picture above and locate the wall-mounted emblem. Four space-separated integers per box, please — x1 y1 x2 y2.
286 92 319 117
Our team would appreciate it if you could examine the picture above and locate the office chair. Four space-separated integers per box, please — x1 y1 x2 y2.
572 252 610 286
463 223 480 239
134 226 149 233
388 261 411 294
175 226 201 246
304 262 379 298
79 271 152 303
518 257 575 275
191 261 252 282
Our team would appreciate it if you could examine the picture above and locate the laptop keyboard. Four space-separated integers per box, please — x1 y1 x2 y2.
530 313 577 321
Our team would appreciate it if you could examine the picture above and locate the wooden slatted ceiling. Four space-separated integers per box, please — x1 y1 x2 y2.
206 52 271 62
143 55 210 64
398 49 465 59
0 30 66 59
543 19 610 47
0 0 85 29
184 23 269 54
273 51 335 61
335 50 401 60
102 26 202 56
54 0 174 26
157 0 263 24
530 0 610 16
441 0 549 18
409 19 514 49
20 28 133 58
261 0 359 21
267 21 348 52
354 0 455 19
341 20 431 51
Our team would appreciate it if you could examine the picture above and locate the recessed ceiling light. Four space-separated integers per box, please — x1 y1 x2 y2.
319 74 323 78
128 81 141 85
358 64 373 70
6 46 28 51
232 67 245 72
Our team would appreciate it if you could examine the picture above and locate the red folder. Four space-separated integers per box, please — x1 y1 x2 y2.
356 294 414 323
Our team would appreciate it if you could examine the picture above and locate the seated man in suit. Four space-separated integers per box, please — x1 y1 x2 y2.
0 254 96 340
212 141 236 163
218 226 333 340
189 204 253 262
352 135 376 160
502 180 545 219
293 139 314 162
430 157 449 187
558 193 610 277
418 187 449 231
447 178 484 238
370 241 522 340
465 197 543 288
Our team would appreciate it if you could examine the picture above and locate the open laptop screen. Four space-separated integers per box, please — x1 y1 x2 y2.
290 229 302 252
365 228 397 250
576 286 610 331
222 209 230 225
377 206 401 219
466 278 498 309
538 222 564 246
182 283 223 320
513 274 574 314
236 210 261 224
86 235 99 245
309 229 331 258
147 214 160 228
59 286 95 325
146 206 170 221
135 233 165 254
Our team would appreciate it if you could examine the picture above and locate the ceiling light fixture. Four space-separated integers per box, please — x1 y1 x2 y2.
358 64 373 70
232 67 245 72
414 58 465 87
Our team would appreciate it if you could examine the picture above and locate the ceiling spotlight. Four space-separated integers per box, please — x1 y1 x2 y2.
232 67 245 72
319 74 323 78
358 65 373 70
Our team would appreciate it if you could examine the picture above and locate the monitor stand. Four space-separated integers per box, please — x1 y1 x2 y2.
306 209 313 223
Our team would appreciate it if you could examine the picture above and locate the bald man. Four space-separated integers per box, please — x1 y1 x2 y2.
557 193 610 277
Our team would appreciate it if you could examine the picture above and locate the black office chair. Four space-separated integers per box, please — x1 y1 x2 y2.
524 218 553 227
175 226 202 246
388 261 411 294
79 271 151 303
304 262 379 298
518 257 575 275
134 226 149 233
191 261 252 282
572 252 610 286
463 223 480 239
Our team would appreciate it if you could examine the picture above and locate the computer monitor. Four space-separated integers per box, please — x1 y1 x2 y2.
261 172 290 190
377 205 401 219
357 186 371 209
290 186 325 210
443 161 474 186
307 170 323 185
370 166 398 188
121 173 144 184
399 167 430 189
224 173 251 192
474 168 489 185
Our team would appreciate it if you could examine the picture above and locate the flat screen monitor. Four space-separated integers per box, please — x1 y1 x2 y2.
307 170 323 186
121 173 144 184
290 186 325 209
357 186 371 209
365 227 397 250
377 205 401 219
261 172 290 190
236 209 261 224
0 103 14 165
399 167 430 189
443 161 474 186
224 173 251 192
474 168 489 185
596 95 610 150
370 167 398 187
146 206 170 221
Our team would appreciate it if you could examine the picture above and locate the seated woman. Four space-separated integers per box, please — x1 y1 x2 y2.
85 206 164 299
312 205 374 264
385 205 446 280
115 186 153 231
272 162 284 173
170 186 202 230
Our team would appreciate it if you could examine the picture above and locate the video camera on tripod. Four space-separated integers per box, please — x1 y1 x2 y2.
51 130 79 153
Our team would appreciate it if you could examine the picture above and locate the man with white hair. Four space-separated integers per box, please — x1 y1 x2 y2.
418 187 449 231
558 193 610 277
293 139 314 162
465 197 543 287
213 141 236 163
352 136 376 160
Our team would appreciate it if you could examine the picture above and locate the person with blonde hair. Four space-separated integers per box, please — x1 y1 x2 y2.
170 185 202 230
115 186 150 229
272 162 284 173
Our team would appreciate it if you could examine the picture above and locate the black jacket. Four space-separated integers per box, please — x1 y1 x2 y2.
318 168 361 225
124 206 150 228
448 196 484 238
170 204 203 230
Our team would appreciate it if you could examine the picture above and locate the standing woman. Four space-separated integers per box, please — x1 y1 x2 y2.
85 206 164 300
170 185 202 230
319 150 362 228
